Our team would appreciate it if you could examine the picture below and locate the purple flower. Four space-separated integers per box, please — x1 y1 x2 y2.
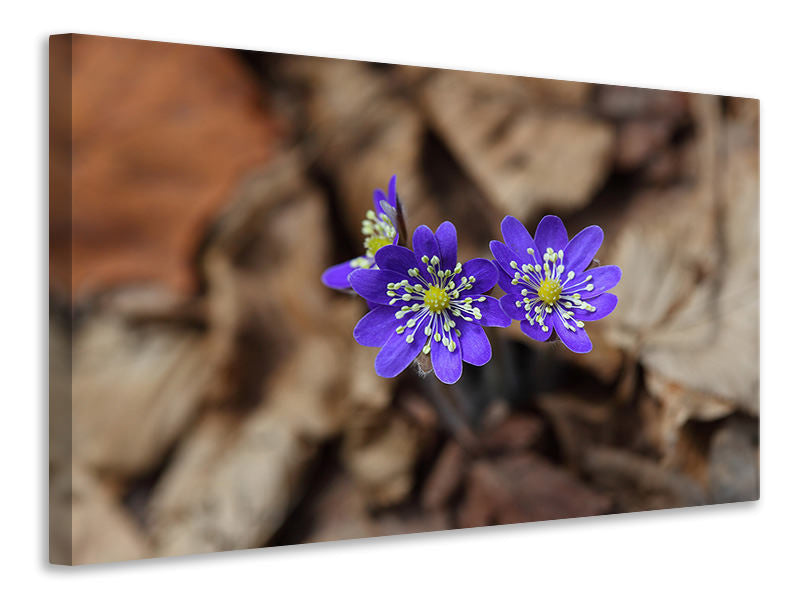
349 222 511 384
321 175 400 290
490 215 621 354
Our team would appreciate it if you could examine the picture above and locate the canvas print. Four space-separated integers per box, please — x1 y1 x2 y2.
49 34 759 565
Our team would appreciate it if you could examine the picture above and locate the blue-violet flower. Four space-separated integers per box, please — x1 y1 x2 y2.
490 215 621 353
321 175 399 290
349 222 511 384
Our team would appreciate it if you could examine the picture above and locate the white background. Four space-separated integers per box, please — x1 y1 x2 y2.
1 1 796 597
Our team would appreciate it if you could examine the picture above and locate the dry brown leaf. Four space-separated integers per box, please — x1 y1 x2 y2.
339 353 416 509
68 467 151 565
708 418 759 503
51 35 279 301
640 131 758 413
278 57 441 237
615 118 676 171
538 393 615 470
480 413 545 454
416 70 614 222
303 474 373 544
341 411 421 508
421 441 467 511
305 473 450 544
149 337 345 555
595 85 689 121
458 454 611 528
72 302 218 477
604 94 759 442
583 446 707 512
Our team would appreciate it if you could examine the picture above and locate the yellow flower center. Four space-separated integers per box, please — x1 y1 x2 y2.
538 279 562 305
365 235 392 257
362 209 396 257
423 285 450 314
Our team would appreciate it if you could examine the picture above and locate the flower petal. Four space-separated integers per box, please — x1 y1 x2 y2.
563 225 604 274
501 215 541 264
489 241 525 277
520 315 554 342
553 315 592 353
431 326 463 384
494 261 516 294
461 258 498 294
563 265 621 298
375 245 417 275
321 258 362 290
534 215 569 255
499 293 527 321
354 305 400 347
412 225 441 282
375 327 427 378
386 174 397 207
349 268 407 305
435 221 459 271
373 188 387 214
570 293 618 322
456 319 492 366
467 295 512 327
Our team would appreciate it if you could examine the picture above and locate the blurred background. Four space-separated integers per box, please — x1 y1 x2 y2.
49 34 759 565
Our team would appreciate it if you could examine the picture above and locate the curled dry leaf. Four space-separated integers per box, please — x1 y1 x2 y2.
415 70 614 222
604 95 759 445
